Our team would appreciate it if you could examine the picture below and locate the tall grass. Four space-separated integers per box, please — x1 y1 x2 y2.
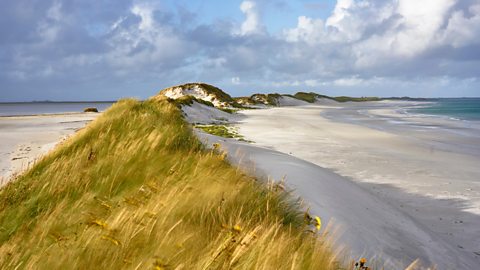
0 98 339 269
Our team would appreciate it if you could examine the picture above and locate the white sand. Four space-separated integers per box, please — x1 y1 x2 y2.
181 103 234 124
185 102 480 269
0 113 99 185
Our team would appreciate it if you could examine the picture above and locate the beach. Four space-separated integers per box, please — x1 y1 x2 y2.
195 100 480 269
0 113 99 185
2 99 479 269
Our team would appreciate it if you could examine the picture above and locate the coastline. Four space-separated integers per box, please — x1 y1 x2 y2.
2 98 479 268
215 101 480 269
0 113 100 185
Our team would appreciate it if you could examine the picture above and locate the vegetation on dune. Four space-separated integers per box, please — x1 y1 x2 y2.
234 93 284 107
191 83 236 103
293 92 322 103
251 93 283 106
167 95 237 114
0 97 339 269
332 96 381 102
233 97 255 105
161 82 382 111
159 83 245 109
293 92 380 103
170 95 215 108
194 124 247 141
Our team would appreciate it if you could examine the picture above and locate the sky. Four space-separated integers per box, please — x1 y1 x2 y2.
1 0 480 101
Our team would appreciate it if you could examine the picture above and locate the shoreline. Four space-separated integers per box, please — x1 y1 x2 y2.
0 113 100 185
0 111 100 118
220 101 480 269
2 99 479 268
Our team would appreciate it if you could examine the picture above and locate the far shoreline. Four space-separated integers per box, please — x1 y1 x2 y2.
0 111 101 118
0 112 101 186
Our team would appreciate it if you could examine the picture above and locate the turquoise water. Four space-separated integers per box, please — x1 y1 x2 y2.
410 98 480 121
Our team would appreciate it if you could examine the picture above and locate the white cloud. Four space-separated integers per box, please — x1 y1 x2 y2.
2 0 480 99
105 3 190 72
283 0 480 72
392 0 455 56
131 3 155 31
36 1 64 45
284 16 325 44
439 4 480 48
239 1 261 35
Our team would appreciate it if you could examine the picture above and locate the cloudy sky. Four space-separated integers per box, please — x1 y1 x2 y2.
1 0 480 101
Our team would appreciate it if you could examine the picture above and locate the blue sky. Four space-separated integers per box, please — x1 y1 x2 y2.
1 0 479 101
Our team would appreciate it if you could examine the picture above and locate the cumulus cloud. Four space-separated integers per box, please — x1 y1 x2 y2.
239 1 262 35
105 2 192 74
0 0 479 100
282 0 480 77
284 16 325 44
440 4 480 48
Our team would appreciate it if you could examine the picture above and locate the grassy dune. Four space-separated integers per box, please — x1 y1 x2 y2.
0 98 339 269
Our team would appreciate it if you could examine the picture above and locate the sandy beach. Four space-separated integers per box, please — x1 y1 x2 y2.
2 100 479 269
0 113 99 185
191 101 480 269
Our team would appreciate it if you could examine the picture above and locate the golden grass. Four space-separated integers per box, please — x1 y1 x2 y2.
0 98 340 269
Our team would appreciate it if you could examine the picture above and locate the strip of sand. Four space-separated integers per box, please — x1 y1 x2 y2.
225 103 480 269
0 113 99 185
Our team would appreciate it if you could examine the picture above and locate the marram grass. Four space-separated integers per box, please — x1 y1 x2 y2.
0 98 340 269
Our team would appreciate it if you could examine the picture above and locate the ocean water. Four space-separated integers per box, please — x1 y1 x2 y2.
0 102 115 116
409 98 480 121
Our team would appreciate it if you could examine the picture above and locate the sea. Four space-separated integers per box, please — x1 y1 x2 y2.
408 98 480 121
0 102 115 117
0 99 479 121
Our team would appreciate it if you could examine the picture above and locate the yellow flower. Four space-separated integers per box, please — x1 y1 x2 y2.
233 225 242 232
314 216 322 231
